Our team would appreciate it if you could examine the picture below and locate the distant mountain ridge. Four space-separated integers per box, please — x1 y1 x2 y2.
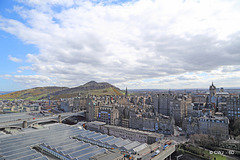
0 81 123 100
0 91 14 95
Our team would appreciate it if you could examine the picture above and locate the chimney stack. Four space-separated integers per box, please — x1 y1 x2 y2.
22 121 27 128
58 115 62 123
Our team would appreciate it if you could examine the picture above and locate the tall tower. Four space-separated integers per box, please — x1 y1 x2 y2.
48 93 51 110
209 82 216 97
125 87 128 98
86 95 95 122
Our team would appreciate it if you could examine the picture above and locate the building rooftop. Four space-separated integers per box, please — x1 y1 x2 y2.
90 149 123 160
199 115 229 121
0 112 36 123
87 121 106 126
103 124 164 137
0 123 108 160
205 91 229 95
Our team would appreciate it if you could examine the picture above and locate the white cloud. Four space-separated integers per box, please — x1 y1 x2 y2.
12 75 55 87
17 70 22 73
1 0 240 89
0 74 12 79
8 55 23 63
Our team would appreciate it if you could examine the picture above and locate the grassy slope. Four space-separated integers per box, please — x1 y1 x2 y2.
0 87 67 100
52 87 124 99
0 87 124 100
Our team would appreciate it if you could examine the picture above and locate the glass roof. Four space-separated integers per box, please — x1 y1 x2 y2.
0 123 149 160
15 153 43 160
68 145 99 159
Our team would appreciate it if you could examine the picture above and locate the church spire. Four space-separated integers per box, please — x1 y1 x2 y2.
209 82 216 97
125 87 128 98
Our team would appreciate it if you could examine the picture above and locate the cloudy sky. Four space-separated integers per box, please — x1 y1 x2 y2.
0 0 240 91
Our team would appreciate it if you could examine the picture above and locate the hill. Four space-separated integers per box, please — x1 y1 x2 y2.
51 81 123 99
0 87 67 100
0 81 123 100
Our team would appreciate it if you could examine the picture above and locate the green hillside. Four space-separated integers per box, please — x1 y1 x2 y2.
0 87 67 100
0 81 124 100
52 87 124 100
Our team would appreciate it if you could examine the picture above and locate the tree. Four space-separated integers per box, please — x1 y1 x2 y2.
189 134 216 148
232 117 240 136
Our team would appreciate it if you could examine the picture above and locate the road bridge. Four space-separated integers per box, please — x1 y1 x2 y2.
152 145 176 160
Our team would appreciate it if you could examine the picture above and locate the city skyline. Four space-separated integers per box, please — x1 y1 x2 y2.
1 81 240 93
1 0 240 91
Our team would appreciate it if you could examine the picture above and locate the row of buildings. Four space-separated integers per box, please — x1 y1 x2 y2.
182 112 229 140
0 99 58 113
153 93 193 125
86 121 164 144
83 83 239 140
85 95 175 135
3 82 238 141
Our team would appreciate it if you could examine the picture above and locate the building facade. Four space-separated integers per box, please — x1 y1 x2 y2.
86 96 95 122
97 105 119 125
153 93 173 116
100 124 164 144
198 112 229 140
224 95 240 120
171 94 192 125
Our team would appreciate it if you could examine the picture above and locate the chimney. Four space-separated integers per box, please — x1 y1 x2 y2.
58 115 62 123
22 121 27 128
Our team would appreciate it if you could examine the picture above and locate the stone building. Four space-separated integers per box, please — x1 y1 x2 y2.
86 96 95 122
142 115 175 135
86 121 106 132
129 116 143 130
111 107 120 125
206 82 229 110
198 112 229 140
60 99 73 112
97 105 119 125
192 94 207 104
128 114 175 135
73 96 87 111
100 125 164 144
171 94 192 126
222 95 240 120
121 118 129 128
182 116 199 136
183 112 229 140
153 93 173 116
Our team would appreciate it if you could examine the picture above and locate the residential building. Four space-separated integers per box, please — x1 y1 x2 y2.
86 96 95 122
198 112 229 140
100 124 164 144
97 105 119 125
171 94 192 125
224 95 240 120
153 93 173 116
73 96 87 111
